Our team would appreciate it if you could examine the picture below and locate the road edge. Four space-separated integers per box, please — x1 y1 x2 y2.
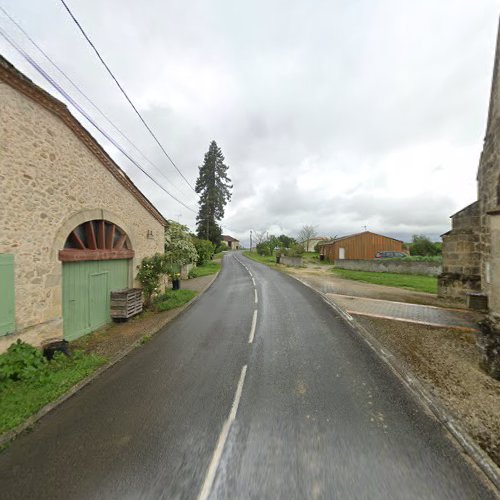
0 269 222 450
285 272 500 492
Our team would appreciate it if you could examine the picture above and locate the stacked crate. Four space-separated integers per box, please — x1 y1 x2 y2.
110 288 143 320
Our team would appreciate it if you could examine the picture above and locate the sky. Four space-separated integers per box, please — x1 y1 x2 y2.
1 0 499 246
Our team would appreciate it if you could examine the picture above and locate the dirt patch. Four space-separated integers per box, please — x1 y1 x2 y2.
355 315 500 466
72 273 217 360
72 309 181 359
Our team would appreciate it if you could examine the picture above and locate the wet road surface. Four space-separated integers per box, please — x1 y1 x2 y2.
0 252 496 499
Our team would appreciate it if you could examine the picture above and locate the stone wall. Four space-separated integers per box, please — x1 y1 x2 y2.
334 259 442 276
439 20 500 378
0 81 165 352
438 202 481 301
181 263 195 279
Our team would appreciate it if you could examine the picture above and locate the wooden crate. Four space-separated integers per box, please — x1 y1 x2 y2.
110 288 143 319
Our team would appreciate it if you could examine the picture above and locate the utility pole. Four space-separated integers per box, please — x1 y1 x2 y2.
250 230 253 252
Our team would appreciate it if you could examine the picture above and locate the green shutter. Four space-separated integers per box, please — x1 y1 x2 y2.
0 254 15 336
63 259 129 340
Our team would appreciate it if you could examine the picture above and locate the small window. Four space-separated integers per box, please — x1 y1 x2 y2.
0 254 15 336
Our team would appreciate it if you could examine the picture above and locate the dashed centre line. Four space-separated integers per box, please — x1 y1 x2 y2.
254 289 258 304
197 365 248 500
248 309 258 343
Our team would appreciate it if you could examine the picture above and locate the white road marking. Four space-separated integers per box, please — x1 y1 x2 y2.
254 289 258 304
251 278 256 286
197 365 248 500
248 309 258 343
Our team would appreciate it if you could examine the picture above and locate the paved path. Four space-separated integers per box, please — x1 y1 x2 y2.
328 293 481 331
0 253 495 498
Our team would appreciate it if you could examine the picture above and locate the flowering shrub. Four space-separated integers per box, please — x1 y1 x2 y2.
192 238 215 265
165 221 198 266
136 253 169 306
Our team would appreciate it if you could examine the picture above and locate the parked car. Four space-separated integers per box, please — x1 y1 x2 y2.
375 251 408 259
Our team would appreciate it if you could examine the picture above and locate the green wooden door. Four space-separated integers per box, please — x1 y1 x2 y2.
0 254 15 336
89 272 109 331
63 259 129 340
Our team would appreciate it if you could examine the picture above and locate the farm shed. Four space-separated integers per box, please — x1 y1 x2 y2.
0 55 167 352
318 231 404 261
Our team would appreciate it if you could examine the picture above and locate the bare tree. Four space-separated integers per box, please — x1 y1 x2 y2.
297 225 317 252
254 231 266 245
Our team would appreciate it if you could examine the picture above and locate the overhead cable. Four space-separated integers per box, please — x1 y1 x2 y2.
0 5 194 202
0 28 196 213
58 0 196 192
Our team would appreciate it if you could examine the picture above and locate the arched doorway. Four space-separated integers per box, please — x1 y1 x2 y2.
60 220 134 340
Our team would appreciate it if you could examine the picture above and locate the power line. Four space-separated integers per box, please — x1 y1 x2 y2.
0 28 197 214
0 5 195 203
58 0 196 193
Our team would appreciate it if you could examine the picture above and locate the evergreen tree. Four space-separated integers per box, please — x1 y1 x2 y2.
195 141 232 246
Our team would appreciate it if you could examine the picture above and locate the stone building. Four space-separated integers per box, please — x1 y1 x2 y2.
439 20 500 378
221 235 240 250
0 55 166 352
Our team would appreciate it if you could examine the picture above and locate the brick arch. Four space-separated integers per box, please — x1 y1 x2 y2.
51 208 134 262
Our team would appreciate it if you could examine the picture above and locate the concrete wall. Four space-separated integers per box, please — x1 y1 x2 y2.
0 81 164 352
279 256 303 267
335 259 441 276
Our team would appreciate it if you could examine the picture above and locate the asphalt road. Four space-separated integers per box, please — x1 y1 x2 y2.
0 252 496 499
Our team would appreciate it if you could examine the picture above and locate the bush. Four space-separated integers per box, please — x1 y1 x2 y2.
0 340 47 382
192 238 216 265
409 234 441 256
0 344 105 434
136 253 169 306
284 244 304 257
256 242 271 256
165 221 198 265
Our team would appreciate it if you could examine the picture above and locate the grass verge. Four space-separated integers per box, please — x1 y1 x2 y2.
243 251 277 266
332 268 438 294
153 289 197 312
189 261 221 278
302 252 331 265
0 348 105 434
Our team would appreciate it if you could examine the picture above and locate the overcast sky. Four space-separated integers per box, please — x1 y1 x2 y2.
1 1 499 245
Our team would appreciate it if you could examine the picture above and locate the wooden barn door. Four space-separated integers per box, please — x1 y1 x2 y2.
62 260 129 340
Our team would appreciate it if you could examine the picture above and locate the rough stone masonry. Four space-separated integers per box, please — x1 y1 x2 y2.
439 18 500 379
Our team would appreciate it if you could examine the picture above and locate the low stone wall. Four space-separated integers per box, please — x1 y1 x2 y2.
334 259 442 276
181 263 195 280
280 256 303 267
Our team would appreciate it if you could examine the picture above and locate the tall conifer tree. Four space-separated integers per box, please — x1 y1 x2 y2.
195 141 232 246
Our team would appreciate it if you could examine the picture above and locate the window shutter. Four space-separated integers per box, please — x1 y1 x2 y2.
0 254 15 336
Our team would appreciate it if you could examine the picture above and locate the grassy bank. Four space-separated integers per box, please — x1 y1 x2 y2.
188 260 221 278
0 343 105 434
302 252 331 265
153 289 197 312
332 268 438 294
243 251 277 266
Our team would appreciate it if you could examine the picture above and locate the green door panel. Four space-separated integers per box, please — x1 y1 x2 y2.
89 272 109 330
63 259 129 340
0 254 15 336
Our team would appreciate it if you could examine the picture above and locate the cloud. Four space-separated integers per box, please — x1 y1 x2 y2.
1 0 498 246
